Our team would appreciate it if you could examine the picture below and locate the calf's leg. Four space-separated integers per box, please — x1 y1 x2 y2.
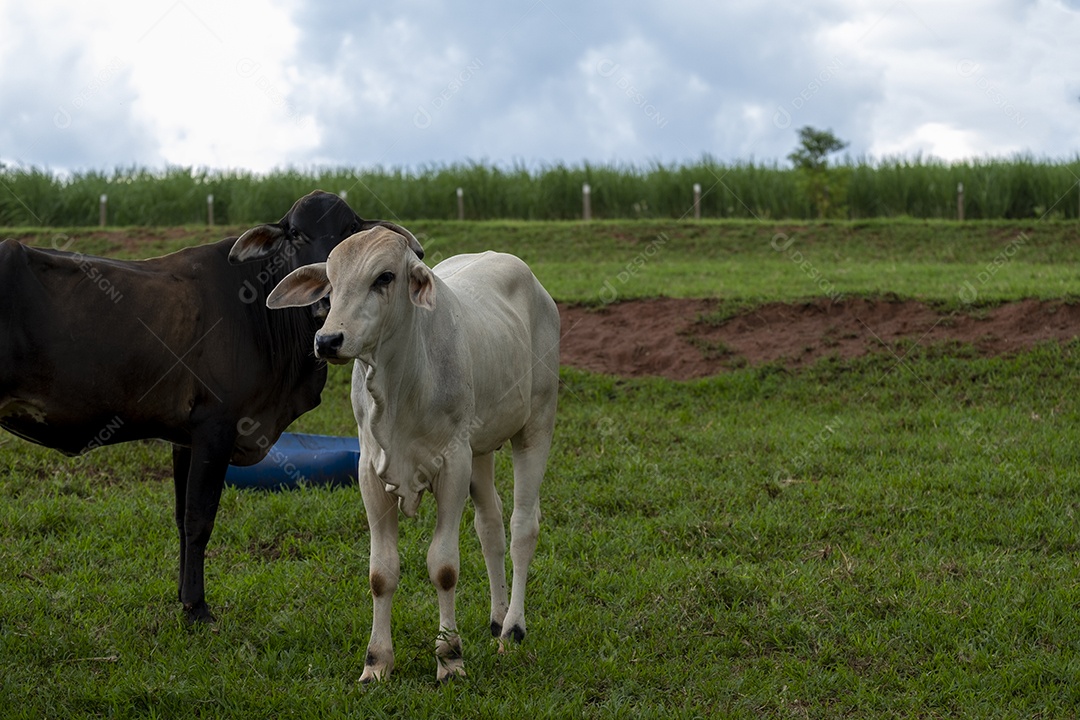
427 451 473 682
502 426 554 648
358 462 400 684
470 452 509 637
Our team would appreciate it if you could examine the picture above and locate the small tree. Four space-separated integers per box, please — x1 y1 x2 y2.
788 126 849 218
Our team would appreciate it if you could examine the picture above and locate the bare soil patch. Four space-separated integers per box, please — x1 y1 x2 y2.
559 298 1080 380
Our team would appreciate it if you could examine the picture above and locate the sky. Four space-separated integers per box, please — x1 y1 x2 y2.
1 0 1078 174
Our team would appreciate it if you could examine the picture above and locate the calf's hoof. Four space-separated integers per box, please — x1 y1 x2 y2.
359 666 391 685
497 624 526 654
436 634 465 683
436 658 466 684
359 651 393 685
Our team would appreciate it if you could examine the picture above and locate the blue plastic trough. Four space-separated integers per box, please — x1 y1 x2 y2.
225 433 359 490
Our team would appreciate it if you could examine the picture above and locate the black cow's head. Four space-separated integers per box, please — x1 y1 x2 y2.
228 190 424 268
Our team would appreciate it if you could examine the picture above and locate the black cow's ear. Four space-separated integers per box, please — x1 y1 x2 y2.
229 224 288 264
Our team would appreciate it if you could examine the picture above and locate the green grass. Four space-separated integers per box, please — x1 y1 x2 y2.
3 220 1080 716
7 218 1080 306
4 350 1080 717
3 155 1080 224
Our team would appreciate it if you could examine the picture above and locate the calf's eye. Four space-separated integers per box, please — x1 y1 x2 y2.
373 271 395 289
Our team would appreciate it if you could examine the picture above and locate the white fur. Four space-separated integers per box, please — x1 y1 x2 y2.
269 227 559 683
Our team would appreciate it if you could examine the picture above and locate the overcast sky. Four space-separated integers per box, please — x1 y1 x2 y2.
1 0 1078 174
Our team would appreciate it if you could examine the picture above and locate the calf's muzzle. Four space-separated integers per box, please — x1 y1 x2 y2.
314 331 346 363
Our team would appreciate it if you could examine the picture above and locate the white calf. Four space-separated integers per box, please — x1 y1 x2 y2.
267 227 560 683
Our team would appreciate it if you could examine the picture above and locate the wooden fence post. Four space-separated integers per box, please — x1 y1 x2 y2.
957 182 964 221
99 194 107 227
582 183 591 221
207 194 214 226
457 187 464 220
693 183 701 220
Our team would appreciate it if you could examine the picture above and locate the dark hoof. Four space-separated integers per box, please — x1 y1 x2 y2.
183 601 216 625
490 620 502 638
508 624 525 643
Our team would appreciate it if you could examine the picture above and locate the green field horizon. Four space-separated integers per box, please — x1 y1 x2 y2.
3 155 1080 225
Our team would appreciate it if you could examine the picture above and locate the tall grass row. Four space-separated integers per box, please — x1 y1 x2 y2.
1 156 1078 226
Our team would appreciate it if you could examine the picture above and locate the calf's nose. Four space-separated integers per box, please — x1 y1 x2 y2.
314 331 345 359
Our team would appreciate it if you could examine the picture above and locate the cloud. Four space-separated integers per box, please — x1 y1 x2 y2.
124 0 322 170
0 0 1077 173
1 0 320 172
828 0 1080 161
0 4 158 169
283 0 860 166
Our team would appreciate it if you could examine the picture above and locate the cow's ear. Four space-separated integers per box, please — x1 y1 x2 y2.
229 224 287 264
267 263 330 309
409 262 436 310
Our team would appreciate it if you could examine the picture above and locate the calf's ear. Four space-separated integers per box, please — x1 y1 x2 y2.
267 263 331 309
229 224 288 263
409 262 436 310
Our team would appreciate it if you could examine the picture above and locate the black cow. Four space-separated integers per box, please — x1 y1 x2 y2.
0 190 423 623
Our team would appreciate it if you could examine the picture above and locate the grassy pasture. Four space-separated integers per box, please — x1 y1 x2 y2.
7 218 1080 306
2 156 1080 225
2 220 1080 717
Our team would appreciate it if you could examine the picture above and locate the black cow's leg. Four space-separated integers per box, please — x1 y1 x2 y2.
177 424 235 624
171 444 192 606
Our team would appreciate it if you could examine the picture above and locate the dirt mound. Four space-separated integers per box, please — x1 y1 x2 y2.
558 298 1080 380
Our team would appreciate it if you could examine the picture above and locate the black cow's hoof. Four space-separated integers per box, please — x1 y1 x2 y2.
183 601 216 625
490 620 502 638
